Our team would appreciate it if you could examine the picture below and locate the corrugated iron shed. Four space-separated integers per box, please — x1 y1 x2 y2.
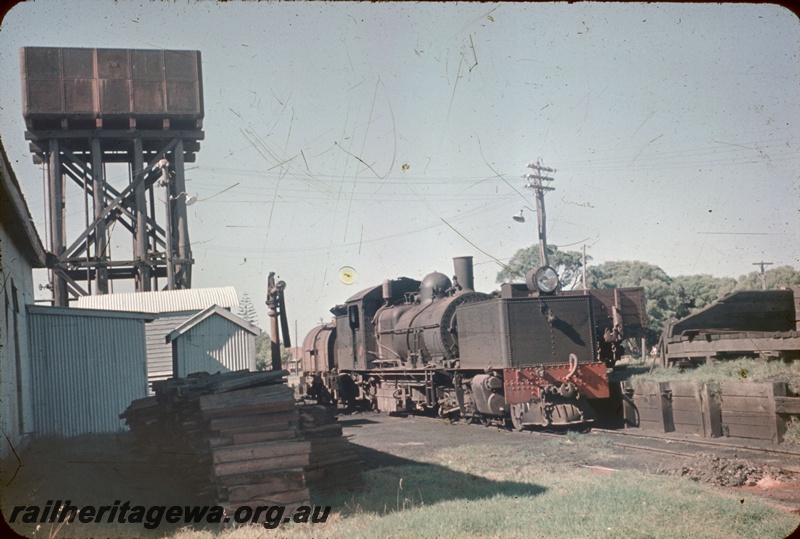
0 141 46 267
26 305 153 436
167 305 259 341
146 312 196 386
74 286 239 313
167 305 258 378
1 138 45 459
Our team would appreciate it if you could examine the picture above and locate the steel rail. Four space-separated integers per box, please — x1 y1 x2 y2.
591 428 800 459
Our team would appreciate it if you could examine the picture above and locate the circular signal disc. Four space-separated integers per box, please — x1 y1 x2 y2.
338 266 357 285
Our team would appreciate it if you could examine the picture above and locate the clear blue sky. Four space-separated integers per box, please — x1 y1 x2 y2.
1 1 798 337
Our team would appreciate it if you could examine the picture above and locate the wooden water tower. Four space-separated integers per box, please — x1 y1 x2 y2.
20 47 204 306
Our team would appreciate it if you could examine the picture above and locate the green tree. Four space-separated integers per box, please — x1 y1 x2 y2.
587 260 671 290
497 244 587 290
587 261 741 343
255 330 269 370
237 292 259 327
734 265 800 291
670 274 736 319
254 330 294 371
587 260 674 340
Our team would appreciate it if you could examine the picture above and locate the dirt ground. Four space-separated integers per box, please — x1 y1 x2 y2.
338 412 800 515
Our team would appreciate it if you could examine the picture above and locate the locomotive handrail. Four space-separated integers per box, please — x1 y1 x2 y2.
377 323 442 335
565 354 579 380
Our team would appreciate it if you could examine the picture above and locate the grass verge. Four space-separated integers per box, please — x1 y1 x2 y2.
617 357 800 393
3 425 798 539
172 440 799 539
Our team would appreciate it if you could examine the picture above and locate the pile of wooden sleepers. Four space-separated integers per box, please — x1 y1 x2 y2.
120 369 361 512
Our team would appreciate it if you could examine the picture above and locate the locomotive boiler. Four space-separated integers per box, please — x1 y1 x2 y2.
301 256 646 429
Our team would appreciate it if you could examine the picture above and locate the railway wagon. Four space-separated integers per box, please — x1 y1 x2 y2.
660 288 800 367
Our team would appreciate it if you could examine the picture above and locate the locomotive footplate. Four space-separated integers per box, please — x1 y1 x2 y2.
504 363 609 429
503 363 610 403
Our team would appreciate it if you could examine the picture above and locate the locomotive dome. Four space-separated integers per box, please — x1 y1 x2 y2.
419 271 452 301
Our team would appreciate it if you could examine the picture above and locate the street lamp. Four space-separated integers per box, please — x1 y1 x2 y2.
171 192 198 206
512 206 536 223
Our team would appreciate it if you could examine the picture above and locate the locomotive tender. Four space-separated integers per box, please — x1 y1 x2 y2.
302 256 646 429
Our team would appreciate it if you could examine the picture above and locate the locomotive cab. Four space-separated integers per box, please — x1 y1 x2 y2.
334 277 421 372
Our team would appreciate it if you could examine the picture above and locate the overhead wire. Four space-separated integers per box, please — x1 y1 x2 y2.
33 124 797 276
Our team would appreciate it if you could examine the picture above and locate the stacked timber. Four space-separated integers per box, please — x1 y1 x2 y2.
298 404 362 490
120 395 162 453
122 369 363 512
201 380 311 511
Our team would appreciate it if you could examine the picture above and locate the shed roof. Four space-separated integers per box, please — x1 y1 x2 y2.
0 138 46 267
74 286 239 313
166 304 260 343
27 304 157 320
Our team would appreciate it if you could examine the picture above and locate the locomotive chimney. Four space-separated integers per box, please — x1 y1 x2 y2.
453 256 475 292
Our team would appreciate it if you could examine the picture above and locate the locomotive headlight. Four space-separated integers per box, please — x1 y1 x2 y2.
533 266 559 294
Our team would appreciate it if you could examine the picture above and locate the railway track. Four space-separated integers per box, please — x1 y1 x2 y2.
580 427 800 475
343 408 800 474
592 427 800 460
461 415 800 471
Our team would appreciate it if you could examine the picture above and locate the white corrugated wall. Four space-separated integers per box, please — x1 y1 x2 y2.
175 315 255 378
145 313 194 391
1 229 37 458
27 307 149 437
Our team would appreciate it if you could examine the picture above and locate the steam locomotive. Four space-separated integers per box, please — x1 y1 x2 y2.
301 256 646 429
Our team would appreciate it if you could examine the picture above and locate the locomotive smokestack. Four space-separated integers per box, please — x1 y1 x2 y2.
453 256 474 292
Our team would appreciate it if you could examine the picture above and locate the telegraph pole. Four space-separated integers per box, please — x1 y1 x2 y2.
582 244 587 290
753 261 773 290
523 159 556 267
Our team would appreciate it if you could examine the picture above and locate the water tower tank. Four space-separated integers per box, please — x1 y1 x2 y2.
21 47 203 130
